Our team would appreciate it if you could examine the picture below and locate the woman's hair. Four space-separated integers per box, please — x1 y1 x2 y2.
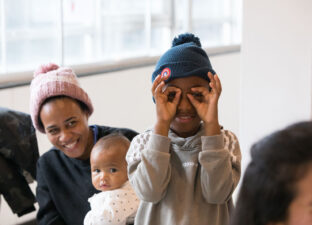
230 121 312 225
38 95 90 130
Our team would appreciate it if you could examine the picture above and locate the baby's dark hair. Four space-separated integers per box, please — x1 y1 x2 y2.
230 121 312 225
92 132 130 155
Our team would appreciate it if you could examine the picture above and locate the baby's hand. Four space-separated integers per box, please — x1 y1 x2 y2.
187 72 221 136
152 75 181 136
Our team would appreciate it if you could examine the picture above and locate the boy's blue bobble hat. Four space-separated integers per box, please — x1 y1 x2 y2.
151 33 216 83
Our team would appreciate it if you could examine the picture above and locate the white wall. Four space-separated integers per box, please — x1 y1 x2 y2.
0 52 240 225
240 0 312 171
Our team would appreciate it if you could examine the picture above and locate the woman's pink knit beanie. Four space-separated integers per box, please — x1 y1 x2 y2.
29 63 93 133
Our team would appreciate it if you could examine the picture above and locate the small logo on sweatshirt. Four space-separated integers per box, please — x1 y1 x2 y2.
182 162 198 168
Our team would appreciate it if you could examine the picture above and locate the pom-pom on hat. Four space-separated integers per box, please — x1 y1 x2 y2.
29 63 93 133
151 33 216 83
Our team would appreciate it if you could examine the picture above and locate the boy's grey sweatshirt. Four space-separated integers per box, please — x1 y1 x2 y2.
126 126 241 225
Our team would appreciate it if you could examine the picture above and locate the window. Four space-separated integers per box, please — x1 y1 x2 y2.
0 0 241 75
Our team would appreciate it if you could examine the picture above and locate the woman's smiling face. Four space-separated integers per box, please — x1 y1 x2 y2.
40 97 92 160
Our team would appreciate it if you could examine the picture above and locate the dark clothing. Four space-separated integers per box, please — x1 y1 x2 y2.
36 125 138 225
0 107 39 216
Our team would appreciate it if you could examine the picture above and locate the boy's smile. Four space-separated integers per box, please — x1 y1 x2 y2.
175 114 195 123
167 76 210 138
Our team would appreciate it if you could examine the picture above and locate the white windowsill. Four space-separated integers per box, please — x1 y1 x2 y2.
0 44 240 89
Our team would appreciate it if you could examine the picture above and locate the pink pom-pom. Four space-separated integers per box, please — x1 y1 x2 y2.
33 63 59 77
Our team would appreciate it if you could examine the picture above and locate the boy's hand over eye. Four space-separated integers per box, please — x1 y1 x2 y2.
187 72 222 136
152 75 181 136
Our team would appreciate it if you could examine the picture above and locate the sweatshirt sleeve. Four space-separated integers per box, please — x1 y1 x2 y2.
126 131 171 203
36 159 66 225
199 130 241 204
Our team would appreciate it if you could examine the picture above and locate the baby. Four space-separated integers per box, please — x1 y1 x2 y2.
84 133 139 225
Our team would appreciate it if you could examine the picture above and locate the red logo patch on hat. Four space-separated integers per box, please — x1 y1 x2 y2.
161 68 171 81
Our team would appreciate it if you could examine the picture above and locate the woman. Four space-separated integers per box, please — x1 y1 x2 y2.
29 63 138 225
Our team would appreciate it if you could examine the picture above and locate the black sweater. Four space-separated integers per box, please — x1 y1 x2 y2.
36 125 138 225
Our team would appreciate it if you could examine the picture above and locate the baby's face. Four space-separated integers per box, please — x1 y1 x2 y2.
90 146 128 191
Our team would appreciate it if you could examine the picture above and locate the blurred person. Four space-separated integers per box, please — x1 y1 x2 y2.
230 121 312 225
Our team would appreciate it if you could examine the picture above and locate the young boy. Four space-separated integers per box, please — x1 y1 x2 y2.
84 133 139 225
126 33 241 225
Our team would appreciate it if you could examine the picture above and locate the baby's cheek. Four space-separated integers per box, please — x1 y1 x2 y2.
92 176 99 186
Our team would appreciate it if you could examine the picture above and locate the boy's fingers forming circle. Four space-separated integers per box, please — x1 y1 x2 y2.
207 72 215 83
208 72 222 96
191 86 209 97
162 86 177 95
187 94 200 109
208 72 217 91
214 74 222 94
172 89 182 105
151 74 162 94
162 86 181 105
154 81 166 96
192 87 210 101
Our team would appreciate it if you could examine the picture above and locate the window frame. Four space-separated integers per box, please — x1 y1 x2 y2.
0 0 241 88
